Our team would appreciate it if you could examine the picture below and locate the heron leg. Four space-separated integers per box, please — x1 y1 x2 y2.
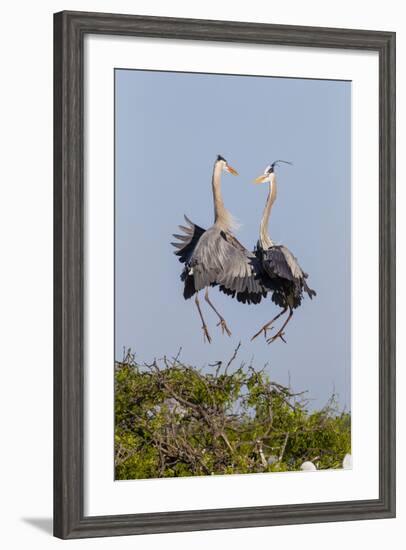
194 293 212 343
251 307 288 341
266 307 293 344
204 288 232 337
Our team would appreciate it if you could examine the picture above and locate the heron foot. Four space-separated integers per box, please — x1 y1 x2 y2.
217 318 232 337
202 324 212 344
251 324 273 341
266 331 287 345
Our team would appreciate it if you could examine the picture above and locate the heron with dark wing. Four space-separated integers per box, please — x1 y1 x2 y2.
171 155 266 343
251 160 316 344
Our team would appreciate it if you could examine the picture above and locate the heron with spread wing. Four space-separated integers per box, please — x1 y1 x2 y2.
171 155 266 343
251 161 316 344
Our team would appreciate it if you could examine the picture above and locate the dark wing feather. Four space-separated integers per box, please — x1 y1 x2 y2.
277 245 316 299
171 215 206 265
261 244 316 303
219 284 265 304
262 246 297 281
303 279 317 299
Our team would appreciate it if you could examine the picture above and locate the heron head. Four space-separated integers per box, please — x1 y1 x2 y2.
253 160 292 184
216 154 238 176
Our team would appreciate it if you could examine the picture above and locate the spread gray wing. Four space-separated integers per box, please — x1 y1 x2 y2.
190 228 265 297
172 218 266 301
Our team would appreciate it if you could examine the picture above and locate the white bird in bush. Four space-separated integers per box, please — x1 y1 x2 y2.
300 461 317 471
342 453 352 469
300 454 352 472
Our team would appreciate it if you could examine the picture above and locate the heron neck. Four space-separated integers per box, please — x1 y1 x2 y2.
259 175 276 249
212 163 233 231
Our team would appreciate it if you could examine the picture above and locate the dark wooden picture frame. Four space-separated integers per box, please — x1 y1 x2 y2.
54 10 396 539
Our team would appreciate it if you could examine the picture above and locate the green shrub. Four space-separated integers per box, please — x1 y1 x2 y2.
115 347 350 479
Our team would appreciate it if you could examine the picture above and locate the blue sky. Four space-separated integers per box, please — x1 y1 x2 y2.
115 69 351 410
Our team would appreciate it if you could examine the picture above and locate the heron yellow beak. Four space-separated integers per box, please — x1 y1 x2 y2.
253 174 268 184
226 164 239 176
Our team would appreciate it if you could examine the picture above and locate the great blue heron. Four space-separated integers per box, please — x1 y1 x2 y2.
251 161 316 344
171 155 266 343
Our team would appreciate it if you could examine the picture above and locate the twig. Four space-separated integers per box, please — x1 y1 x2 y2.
225 342 241 374
278 433 289 462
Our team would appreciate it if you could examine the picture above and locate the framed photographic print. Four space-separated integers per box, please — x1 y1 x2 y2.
54 10 396 539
